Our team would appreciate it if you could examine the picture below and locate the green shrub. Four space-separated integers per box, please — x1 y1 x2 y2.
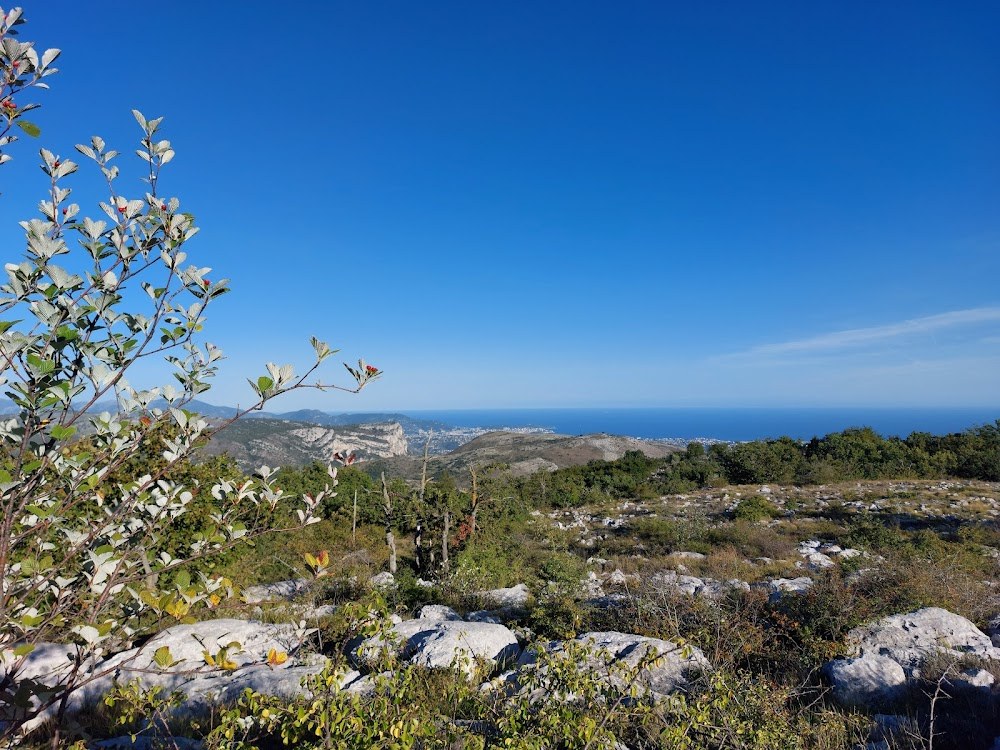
526 552 589 638
630 516 711 555
733 495 781 522
657 668 865 750
449 523 536 590
704 521 797 560
844 513 907 550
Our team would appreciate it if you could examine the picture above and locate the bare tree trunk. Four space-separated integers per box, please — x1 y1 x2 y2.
414 519 424 575
469 465 479 536
441 510 450 575
138 544 158 590
415 438 430 574
381 472 397 575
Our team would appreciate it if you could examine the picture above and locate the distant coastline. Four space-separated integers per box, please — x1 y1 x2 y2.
394 407 1000 443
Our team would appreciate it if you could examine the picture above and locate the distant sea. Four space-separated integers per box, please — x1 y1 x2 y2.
400 407 1000 443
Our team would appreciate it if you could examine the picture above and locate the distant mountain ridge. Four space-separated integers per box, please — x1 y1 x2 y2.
0 397 449 432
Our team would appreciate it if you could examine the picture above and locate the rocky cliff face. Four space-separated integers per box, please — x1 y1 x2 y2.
371 431 679 484
318 422 408 459
200 419 408 470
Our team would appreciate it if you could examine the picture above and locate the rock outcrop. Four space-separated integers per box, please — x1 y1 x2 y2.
517 631 709 699
200 419 408 470
9 605 713 742
350 619 521 675
823 607 1000 709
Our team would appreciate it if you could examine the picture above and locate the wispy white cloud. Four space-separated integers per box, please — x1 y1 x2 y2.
720 306 1000 360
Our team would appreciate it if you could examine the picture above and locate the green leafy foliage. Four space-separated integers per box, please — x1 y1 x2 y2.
733 494 781 522
0 11 377 744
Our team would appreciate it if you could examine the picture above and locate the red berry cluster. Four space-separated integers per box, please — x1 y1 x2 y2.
365 365 378 375
2 100 15 110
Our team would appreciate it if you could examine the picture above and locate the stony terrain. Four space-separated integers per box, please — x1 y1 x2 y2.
10 474 1000 748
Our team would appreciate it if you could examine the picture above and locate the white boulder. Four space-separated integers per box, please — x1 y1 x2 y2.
823 655 907 708
519 631 709 699
241 578 311 604
825 607 1000 709
476 583 530 609
846 607 1000 676
350 619 521 675
369 572 396 590
418 604 463 622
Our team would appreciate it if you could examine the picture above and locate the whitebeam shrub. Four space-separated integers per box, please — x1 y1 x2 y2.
0 7 380 743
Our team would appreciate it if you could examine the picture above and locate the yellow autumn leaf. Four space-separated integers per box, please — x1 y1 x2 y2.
165 599 190 619
267 648 288 666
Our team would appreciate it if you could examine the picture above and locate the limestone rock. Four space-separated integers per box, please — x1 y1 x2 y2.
825 607 1000 710
242 578 311 604
765 576 814 602
951 667 995 695
74 619 308 709
0 642 98 687
180 662 352 711
698 579 750 600
846 607 1000 676
418 604 463 622
408 622 520 672
649 570 704 596
322 422 408 459
605 569 630 587
476 583 530 609
519 631 709 699
805 552 836 569
350 619 521 675
370 572 396 590
823 655 907 708
466 611 502 624
986 612 1000 647
0 642 100 732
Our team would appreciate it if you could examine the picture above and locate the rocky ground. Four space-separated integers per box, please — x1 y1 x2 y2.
8 478 1000 748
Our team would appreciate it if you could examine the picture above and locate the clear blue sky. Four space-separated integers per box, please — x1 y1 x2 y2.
2 1 997 410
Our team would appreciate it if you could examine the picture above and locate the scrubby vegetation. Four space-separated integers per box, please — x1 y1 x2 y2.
25 435 991 749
